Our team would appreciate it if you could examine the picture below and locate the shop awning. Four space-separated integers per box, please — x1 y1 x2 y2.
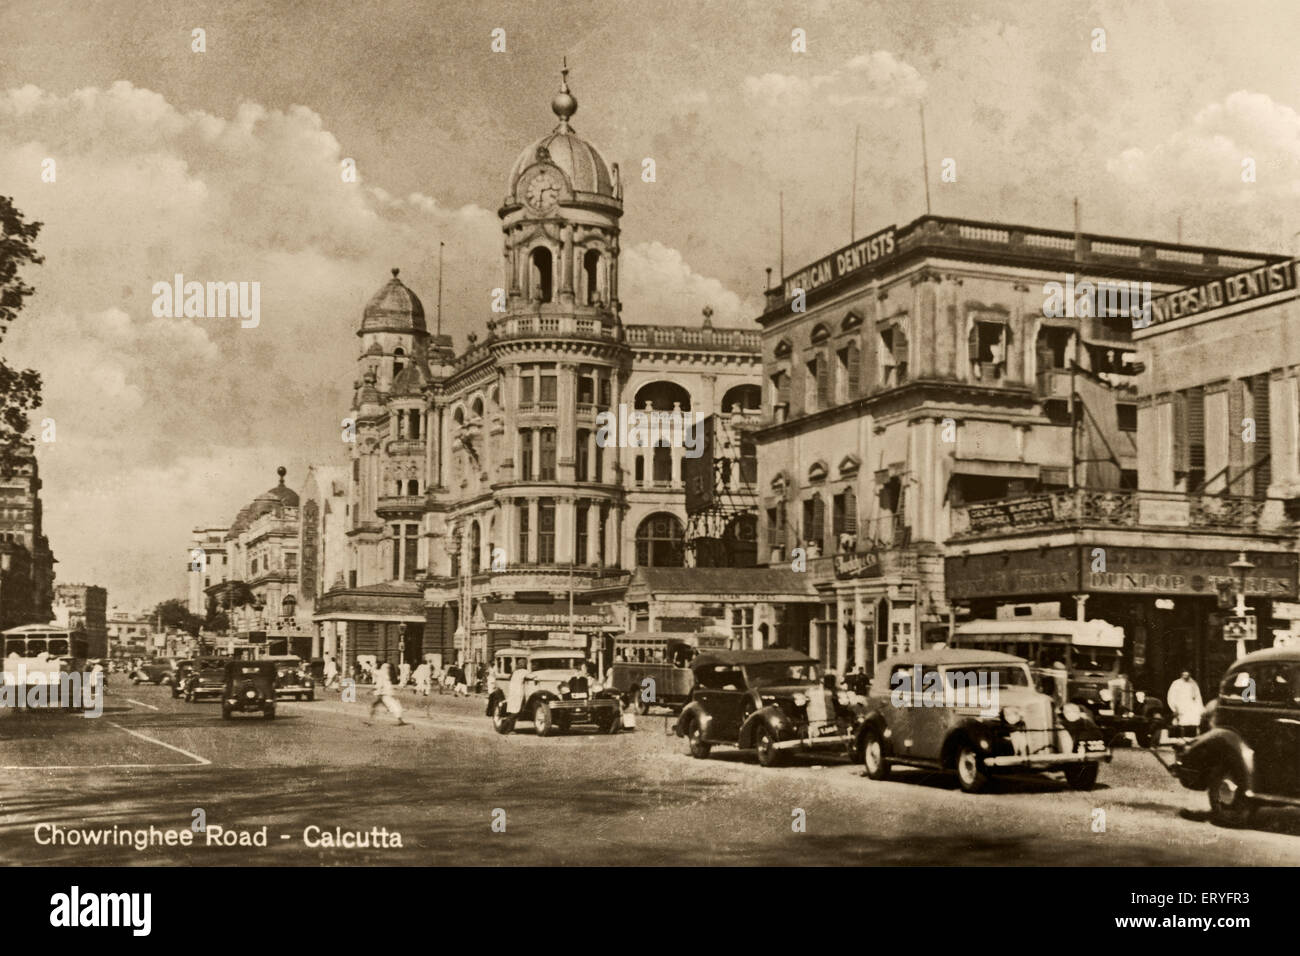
481 600 617 632
951 458 1040 480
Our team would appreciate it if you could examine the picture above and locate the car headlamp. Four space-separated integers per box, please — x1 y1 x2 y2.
1099 688 1113 702
1134 690 1146 703
1061 702 1083 723
591 681 603 692
1002 705 1024 726
245 690 256 699
792 692 808 708
558 683 570 695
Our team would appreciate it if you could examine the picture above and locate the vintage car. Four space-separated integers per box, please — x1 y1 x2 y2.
171 659 196 698
854 648 1111 792
1173 647 1300 827
132 658 183 686
674 649 862 767
607 633 698 714
221 660 277 720
266 655 316 700
950 616 1166 746
183 658 227 701
486 645 623 736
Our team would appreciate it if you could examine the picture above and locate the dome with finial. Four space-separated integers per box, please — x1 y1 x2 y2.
361 267 427 336
224 467 299 540
507 61 615 202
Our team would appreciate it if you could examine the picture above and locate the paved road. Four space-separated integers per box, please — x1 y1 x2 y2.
3 681 1299 865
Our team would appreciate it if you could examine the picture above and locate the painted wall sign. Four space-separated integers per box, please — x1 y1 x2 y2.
782 225 897 302
1148 260 1297 327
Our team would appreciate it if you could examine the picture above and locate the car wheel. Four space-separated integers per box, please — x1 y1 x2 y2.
264 707 276 720
221 706 232 720
755 727 782 768
1064 762 1100 790
604 707 622 734
307 690 315 702
533 701 554 737
955 743 989 794
185 690 193 703
1208 766 1256 828
861 728 890 781
160 676 172 687
686 717 711 758
491 700 516 735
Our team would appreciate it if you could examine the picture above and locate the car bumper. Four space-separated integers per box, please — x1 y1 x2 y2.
190 687 223 698
275 685 313 697
773 732 854 751
547 698 620 717
984 751 1112 768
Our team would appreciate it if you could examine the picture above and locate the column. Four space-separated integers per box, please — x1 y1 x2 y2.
854 589 868 672
1072 593 1090 622
560 224 575 302
559 362 577 478
558 496 577 564
808 617 820 662
586 500 601 568
835 591 848 676
527 498 539 565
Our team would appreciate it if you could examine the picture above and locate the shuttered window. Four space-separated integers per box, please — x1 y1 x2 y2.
1185 387 1205 489
1251 373 1272 499
846 341 861 398
816 353 831 408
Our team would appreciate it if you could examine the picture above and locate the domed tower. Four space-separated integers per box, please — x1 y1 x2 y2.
359 268 428 392
484 62 629 575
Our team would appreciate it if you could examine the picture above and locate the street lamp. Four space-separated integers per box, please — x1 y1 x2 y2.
1229 551 1255 661
398 622 407 669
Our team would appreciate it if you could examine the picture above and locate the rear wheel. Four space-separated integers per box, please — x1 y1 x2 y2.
861 728 890 781
264 706 276 720
533 701 554 737
1064 762 1100 790
955 743 989 794
307 690 315 701
755 726 782 768
221 706 232 720
1208 766 1255 828
686 717 711 758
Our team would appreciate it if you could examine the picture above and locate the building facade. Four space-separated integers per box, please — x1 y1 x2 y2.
945 258 1299 697
754 215 1281 677
312 69 761 674
53 583 108 657
0 444 55 631
187 525 229 617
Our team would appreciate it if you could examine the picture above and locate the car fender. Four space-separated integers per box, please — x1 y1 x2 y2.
675 700 710 739
1175 727 1254 792
525 690 559 714
941 719 998 769
853 711 894 758
739 706 793 750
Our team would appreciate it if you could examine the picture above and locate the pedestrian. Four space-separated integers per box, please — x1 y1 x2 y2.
475 662 487 694
454 664 469 697
367 661 409 726
324 654 338 689
413 660 431 696
1167 670 1203 739
398 659 411 688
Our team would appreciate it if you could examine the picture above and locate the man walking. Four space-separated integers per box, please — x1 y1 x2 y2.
1167 670 1204 739
413 660 432 696
323 654 338 689
367 661 409 726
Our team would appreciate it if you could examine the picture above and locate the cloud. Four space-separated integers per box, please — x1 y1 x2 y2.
743 51 926 111
621 241 762 328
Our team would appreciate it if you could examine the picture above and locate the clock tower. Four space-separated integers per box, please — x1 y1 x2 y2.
500 62 623 316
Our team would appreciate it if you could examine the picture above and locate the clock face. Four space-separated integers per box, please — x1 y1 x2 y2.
524 169 563 210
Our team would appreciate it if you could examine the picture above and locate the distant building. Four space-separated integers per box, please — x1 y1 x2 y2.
106 608 152 658
187 525 230 617
0 443 55 630
53 583 108 656
297 465 349 624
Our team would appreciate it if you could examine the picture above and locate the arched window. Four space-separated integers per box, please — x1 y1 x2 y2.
471 397 484 419
634 380 692 411
393 347 405 377
530 247 554 303
636 512 685 567
406 479 419 495
721 384 761 413
583 249 602 305
469 521 481 573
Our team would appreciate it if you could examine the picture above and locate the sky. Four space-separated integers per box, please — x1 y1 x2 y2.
1 0 1299 611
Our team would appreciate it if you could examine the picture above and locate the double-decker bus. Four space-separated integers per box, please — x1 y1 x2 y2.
2 623 93 710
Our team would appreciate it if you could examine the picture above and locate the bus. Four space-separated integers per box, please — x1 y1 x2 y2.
2 623 94 710
607 633 699 714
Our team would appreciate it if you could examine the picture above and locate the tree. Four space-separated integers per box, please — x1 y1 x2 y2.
151 598 203 637
0 196 44 474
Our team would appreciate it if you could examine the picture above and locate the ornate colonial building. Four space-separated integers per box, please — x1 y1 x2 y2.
313 68 761 673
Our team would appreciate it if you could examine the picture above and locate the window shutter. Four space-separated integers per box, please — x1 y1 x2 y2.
777 371 791 404
968 323 980 362
1186 388 1205 471
811 494 825 549
847 342 861 398
894 327 909 367
844 488 857 529
1251 373 1271 498
816 353 831 407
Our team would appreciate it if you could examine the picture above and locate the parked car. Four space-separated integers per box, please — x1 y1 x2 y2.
853 648 1111 792
608 633 698 714
674 649 862 767
1173 647 1300 827
221 660 277 720
183 658 226 702
487 645 623 736
266 655 316 700
949 616 1166 746
132 658 183 687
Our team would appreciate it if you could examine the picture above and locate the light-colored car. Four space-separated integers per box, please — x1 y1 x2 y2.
853 648 1111 793
486 645 623 736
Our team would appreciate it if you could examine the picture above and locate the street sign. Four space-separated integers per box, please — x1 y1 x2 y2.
1223 615 1257 642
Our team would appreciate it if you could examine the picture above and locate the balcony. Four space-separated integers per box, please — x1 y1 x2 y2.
625 325 761 353
949 488 1288 540
385 438 426 457
496 314 615 341
375 495 426 518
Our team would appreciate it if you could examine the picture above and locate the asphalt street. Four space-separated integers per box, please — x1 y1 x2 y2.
3 680 1300 866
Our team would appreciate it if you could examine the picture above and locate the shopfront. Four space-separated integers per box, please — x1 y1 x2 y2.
480 600 619 669
946 544 1299 696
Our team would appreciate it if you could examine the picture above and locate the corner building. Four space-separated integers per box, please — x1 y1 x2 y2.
755 216 1279 676
313 70 761 673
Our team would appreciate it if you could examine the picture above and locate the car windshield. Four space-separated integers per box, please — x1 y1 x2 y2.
532 657 584 671
746 661 820 686
1073 647 1122 672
